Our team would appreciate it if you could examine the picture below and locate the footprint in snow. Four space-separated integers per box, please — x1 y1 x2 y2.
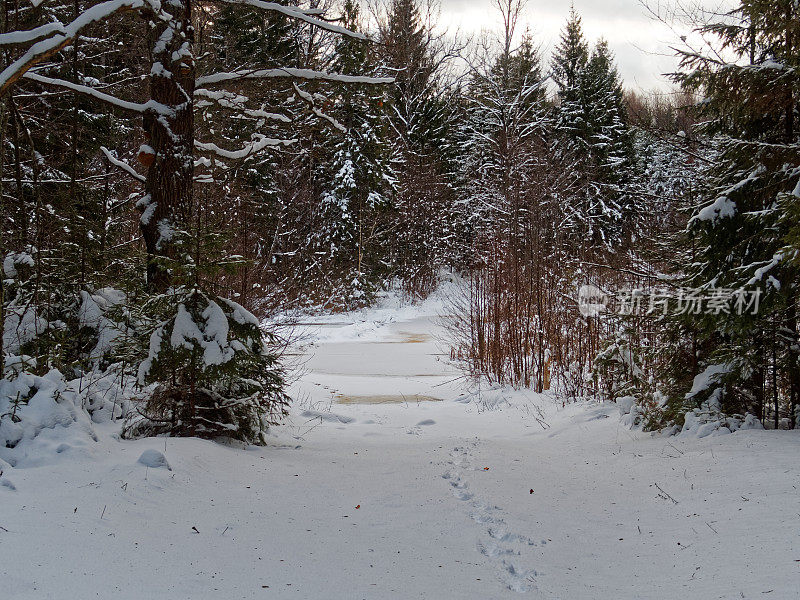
453 489 474 501
445 439 538 594
479 541 518 558
300 409 355 424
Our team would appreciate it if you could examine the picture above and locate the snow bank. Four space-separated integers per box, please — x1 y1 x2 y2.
0 367 135 468
617 395 641 428
680 394 763 438
0 369 95 468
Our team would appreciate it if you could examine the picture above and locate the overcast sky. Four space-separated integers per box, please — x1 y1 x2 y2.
437 0 687 91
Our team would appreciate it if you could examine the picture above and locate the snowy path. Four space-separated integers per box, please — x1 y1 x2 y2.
2 296 799 599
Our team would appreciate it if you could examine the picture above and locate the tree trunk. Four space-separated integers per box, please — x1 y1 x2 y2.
141 0 195 291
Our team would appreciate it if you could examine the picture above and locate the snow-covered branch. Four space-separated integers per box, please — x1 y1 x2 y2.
100 147 146 182
292 83 346 133
195 135 296 160
218 0 368 40
197 67 393 87
0 23 67 47
22 72 174 115
194 89 291 122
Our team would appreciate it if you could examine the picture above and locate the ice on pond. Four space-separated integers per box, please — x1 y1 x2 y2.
335 394 442 404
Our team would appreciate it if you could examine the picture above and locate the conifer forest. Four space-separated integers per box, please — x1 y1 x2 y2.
1 0 798 598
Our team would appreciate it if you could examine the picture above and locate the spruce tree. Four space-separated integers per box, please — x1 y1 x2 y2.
660 0 800 427
552 6 589 142
322 0 393 306
551 8 634 244
377 0 459 294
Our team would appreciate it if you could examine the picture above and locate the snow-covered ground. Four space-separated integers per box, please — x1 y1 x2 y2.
2 292 799 599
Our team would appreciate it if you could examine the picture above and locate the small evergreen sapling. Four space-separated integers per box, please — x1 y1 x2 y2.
126 286 289 444
123 221 289 444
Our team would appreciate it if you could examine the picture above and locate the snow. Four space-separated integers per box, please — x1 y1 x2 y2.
137 194 157 226
137 449 171 470
150 61 171 78
194 89 291 122
293 82 346 132
0 369 102 469
0 23 65 46
686 363 731 398
694 195 736 221
219 0 371 40
219 297 261 327
3 251 34 278
3 306 47 357
680 398 763 438
617 394 636 416
78 288 126 363
748 252 784 286
170 303 204 351
138 324 164 384
23 72 174 115
153 27 174 55
2 293 799 598
166 298 237 367
199 300 233 366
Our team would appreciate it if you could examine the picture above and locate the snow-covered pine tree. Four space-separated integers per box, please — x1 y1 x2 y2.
551 8 634 245
460 2 548 250
583 40 635 227
126 287 289 443
376 0 460 294
551 5 590 143
320 0 393 308
659 0 800 428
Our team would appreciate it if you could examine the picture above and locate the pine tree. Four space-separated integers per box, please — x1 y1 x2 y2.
584 40 635 232
552 6 590 142
320 0 393 307
551 8 634 244
377 0 459 294
659 0 800 427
